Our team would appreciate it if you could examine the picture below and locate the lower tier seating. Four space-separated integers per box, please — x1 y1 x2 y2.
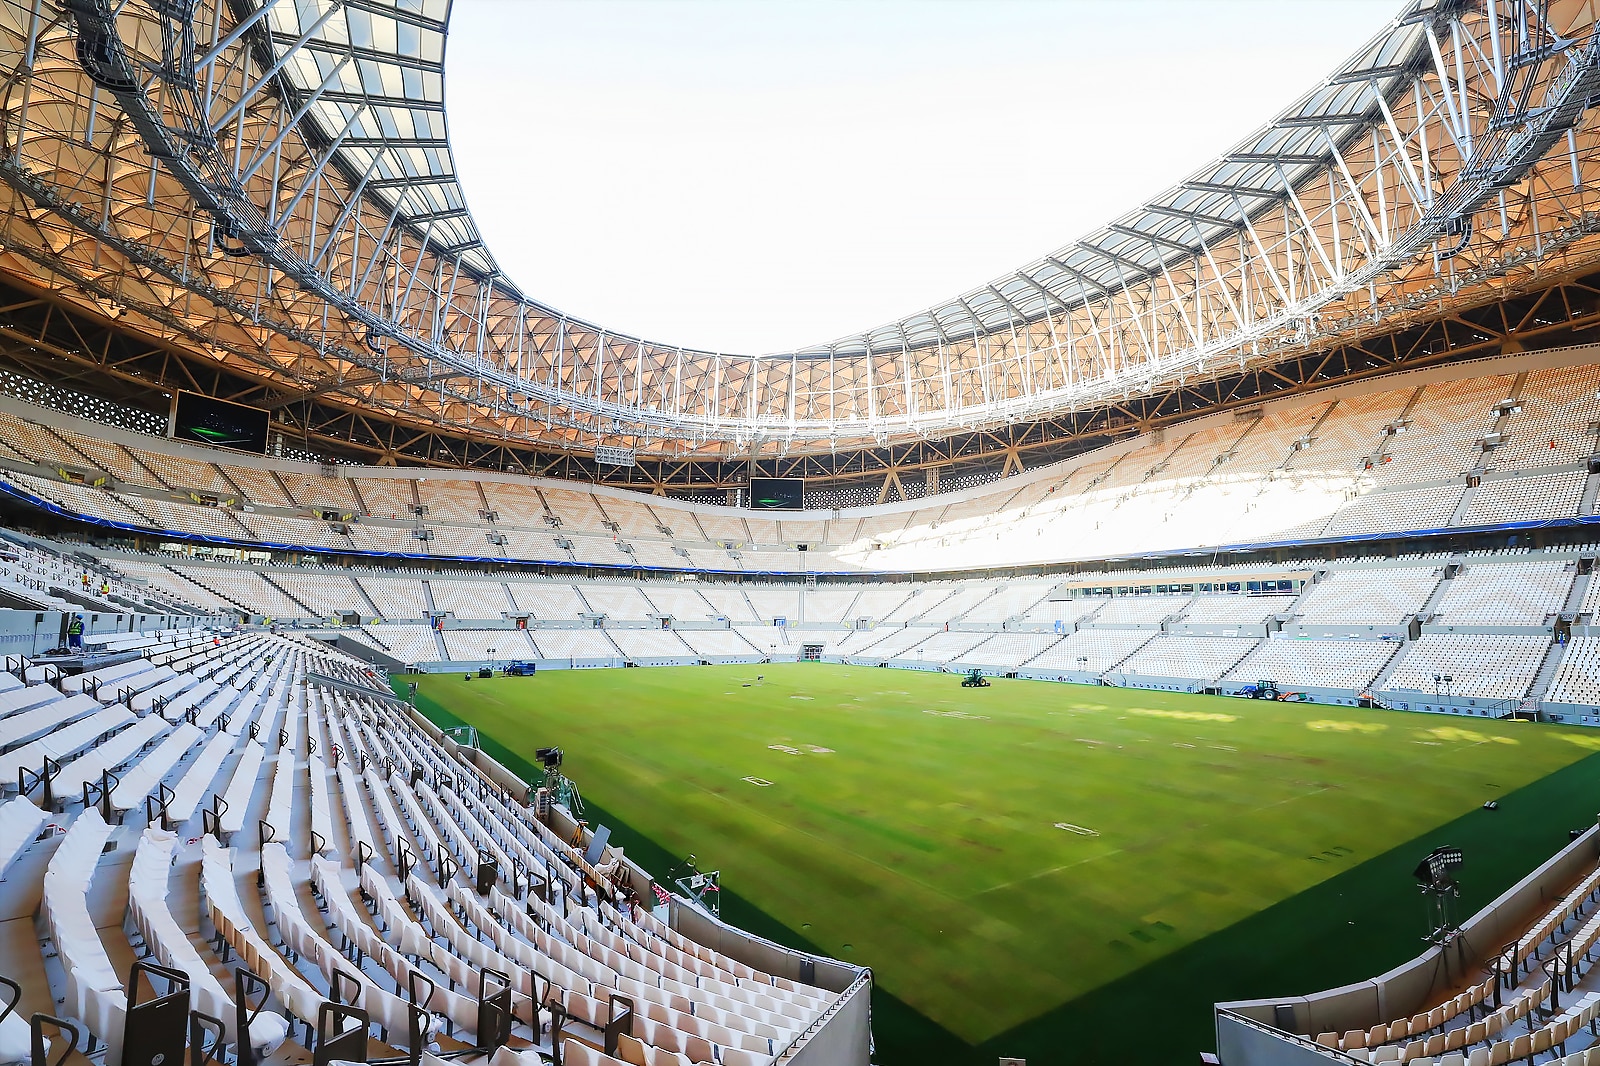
0 625 847 1066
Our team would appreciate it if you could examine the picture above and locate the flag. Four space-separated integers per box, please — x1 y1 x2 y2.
651 883 671 907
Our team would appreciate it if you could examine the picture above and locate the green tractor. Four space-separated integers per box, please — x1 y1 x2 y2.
961 668 991 688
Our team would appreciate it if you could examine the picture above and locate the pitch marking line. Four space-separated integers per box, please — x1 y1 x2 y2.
978 785 1335 899
742 776 773 786
1054 823 1101 837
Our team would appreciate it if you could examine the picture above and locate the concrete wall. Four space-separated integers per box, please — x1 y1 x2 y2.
0 608 224 657
784 973 873 1066
1381 689 1515 716
1217 1012 1355 1066
1218 823 1600 1049
669 898 866 997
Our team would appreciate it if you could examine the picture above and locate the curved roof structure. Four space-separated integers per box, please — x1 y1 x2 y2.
3 0 1600 458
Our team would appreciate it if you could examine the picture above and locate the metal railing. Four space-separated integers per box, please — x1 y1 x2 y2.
774 968 872 1064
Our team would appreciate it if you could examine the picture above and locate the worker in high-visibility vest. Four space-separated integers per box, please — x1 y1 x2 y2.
67 614 84 651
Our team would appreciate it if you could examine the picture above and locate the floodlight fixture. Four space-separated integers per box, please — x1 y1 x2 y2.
1413 845 1464 889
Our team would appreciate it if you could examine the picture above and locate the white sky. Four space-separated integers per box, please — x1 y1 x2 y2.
446 0 1401 355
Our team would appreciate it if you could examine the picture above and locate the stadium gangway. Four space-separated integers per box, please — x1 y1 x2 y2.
126 826 293 1059
306 853 486 1040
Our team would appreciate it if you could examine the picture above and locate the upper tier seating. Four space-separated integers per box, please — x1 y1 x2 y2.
1295 567 1444 625
1320 484 1465 538
2 360 1597 576
1176 593 1292 625
1492 364 1600 470
431 579 514 619
1463 470 1587 525
1092 595 1190 626
1366 374 1511 486
1433 562 1575 625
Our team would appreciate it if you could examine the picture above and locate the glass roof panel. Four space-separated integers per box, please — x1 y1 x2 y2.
237 0 1445 362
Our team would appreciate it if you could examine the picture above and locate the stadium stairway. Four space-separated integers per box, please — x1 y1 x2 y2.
1362 641 1411 694
260 574 315 619
1565 569 1594 618
1105 632 1162 675
1414 563 1459 624
1529 637 1569 704
1447 482 1482 527
351 578 386 622
737 590 761 624
170 566 253 617
1581 469 1600 517
1277 570 1326 626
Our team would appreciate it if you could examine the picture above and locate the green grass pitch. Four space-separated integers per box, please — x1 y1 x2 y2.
405 663 1600 1063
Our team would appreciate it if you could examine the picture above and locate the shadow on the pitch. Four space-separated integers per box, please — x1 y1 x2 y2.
402 678 1600 1066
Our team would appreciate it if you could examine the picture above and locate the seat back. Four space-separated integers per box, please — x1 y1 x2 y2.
561 1041 597 1066
613 1034 648 1066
